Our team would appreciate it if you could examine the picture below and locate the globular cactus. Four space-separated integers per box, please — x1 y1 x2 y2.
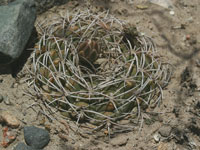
27 10 171 133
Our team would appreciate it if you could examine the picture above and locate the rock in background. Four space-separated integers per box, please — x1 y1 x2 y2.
34 0 69 14
0 0 15 5
24 126 50 149
0 0 36 64
0 0 69 13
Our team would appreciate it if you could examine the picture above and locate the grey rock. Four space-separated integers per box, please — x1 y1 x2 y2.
110 136 129 146
24 126 50 149
159 125 172 137
1 0 69 14
34 0 69 14
0 0 15 6
3 95 12 105
0 0 36 64
14 142 43 150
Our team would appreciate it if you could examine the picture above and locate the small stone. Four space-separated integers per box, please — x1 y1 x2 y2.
0 111 20 128
169 10 175 15
187 17 193 23
3 96 11 105
140 32 146 36
153 133 160 143
158 125 172 137
24 126 50 149
186 35 190 40
14 142 43 150
11 82 19 88
110 136 129 146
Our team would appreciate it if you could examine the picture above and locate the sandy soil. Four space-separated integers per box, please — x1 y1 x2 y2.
0 0 200 149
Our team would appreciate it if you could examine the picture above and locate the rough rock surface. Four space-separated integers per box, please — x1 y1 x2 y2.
0 0 69 13
0 0 15 5
14 142 43 150
0 0 36 64
34 0 69 14
24 126 50 149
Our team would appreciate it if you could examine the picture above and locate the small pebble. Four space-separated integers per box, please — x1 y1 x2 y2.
4 96 12 105
0 111 20 128
140 32 145 36
110 136 129 146
169 10 175 15
153 133 160 143
158 125 172 137
14 142 43 150
24 126 50 149
187 17 193 23
186 35 190 40
13 82 19 88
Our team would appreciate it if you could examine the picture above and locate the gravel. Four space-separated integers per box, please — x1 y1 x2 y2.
24 126 50 149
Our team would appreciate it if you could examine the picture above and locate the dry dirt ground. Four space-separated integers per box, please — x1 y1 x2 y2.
0 0 200 149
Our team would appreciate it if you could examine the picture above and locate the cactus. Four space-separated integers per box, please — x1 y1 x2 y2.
27 10 171 133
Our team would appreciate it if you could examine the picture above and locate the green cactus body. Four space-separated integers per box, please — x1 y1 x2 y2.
28 10 171 132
